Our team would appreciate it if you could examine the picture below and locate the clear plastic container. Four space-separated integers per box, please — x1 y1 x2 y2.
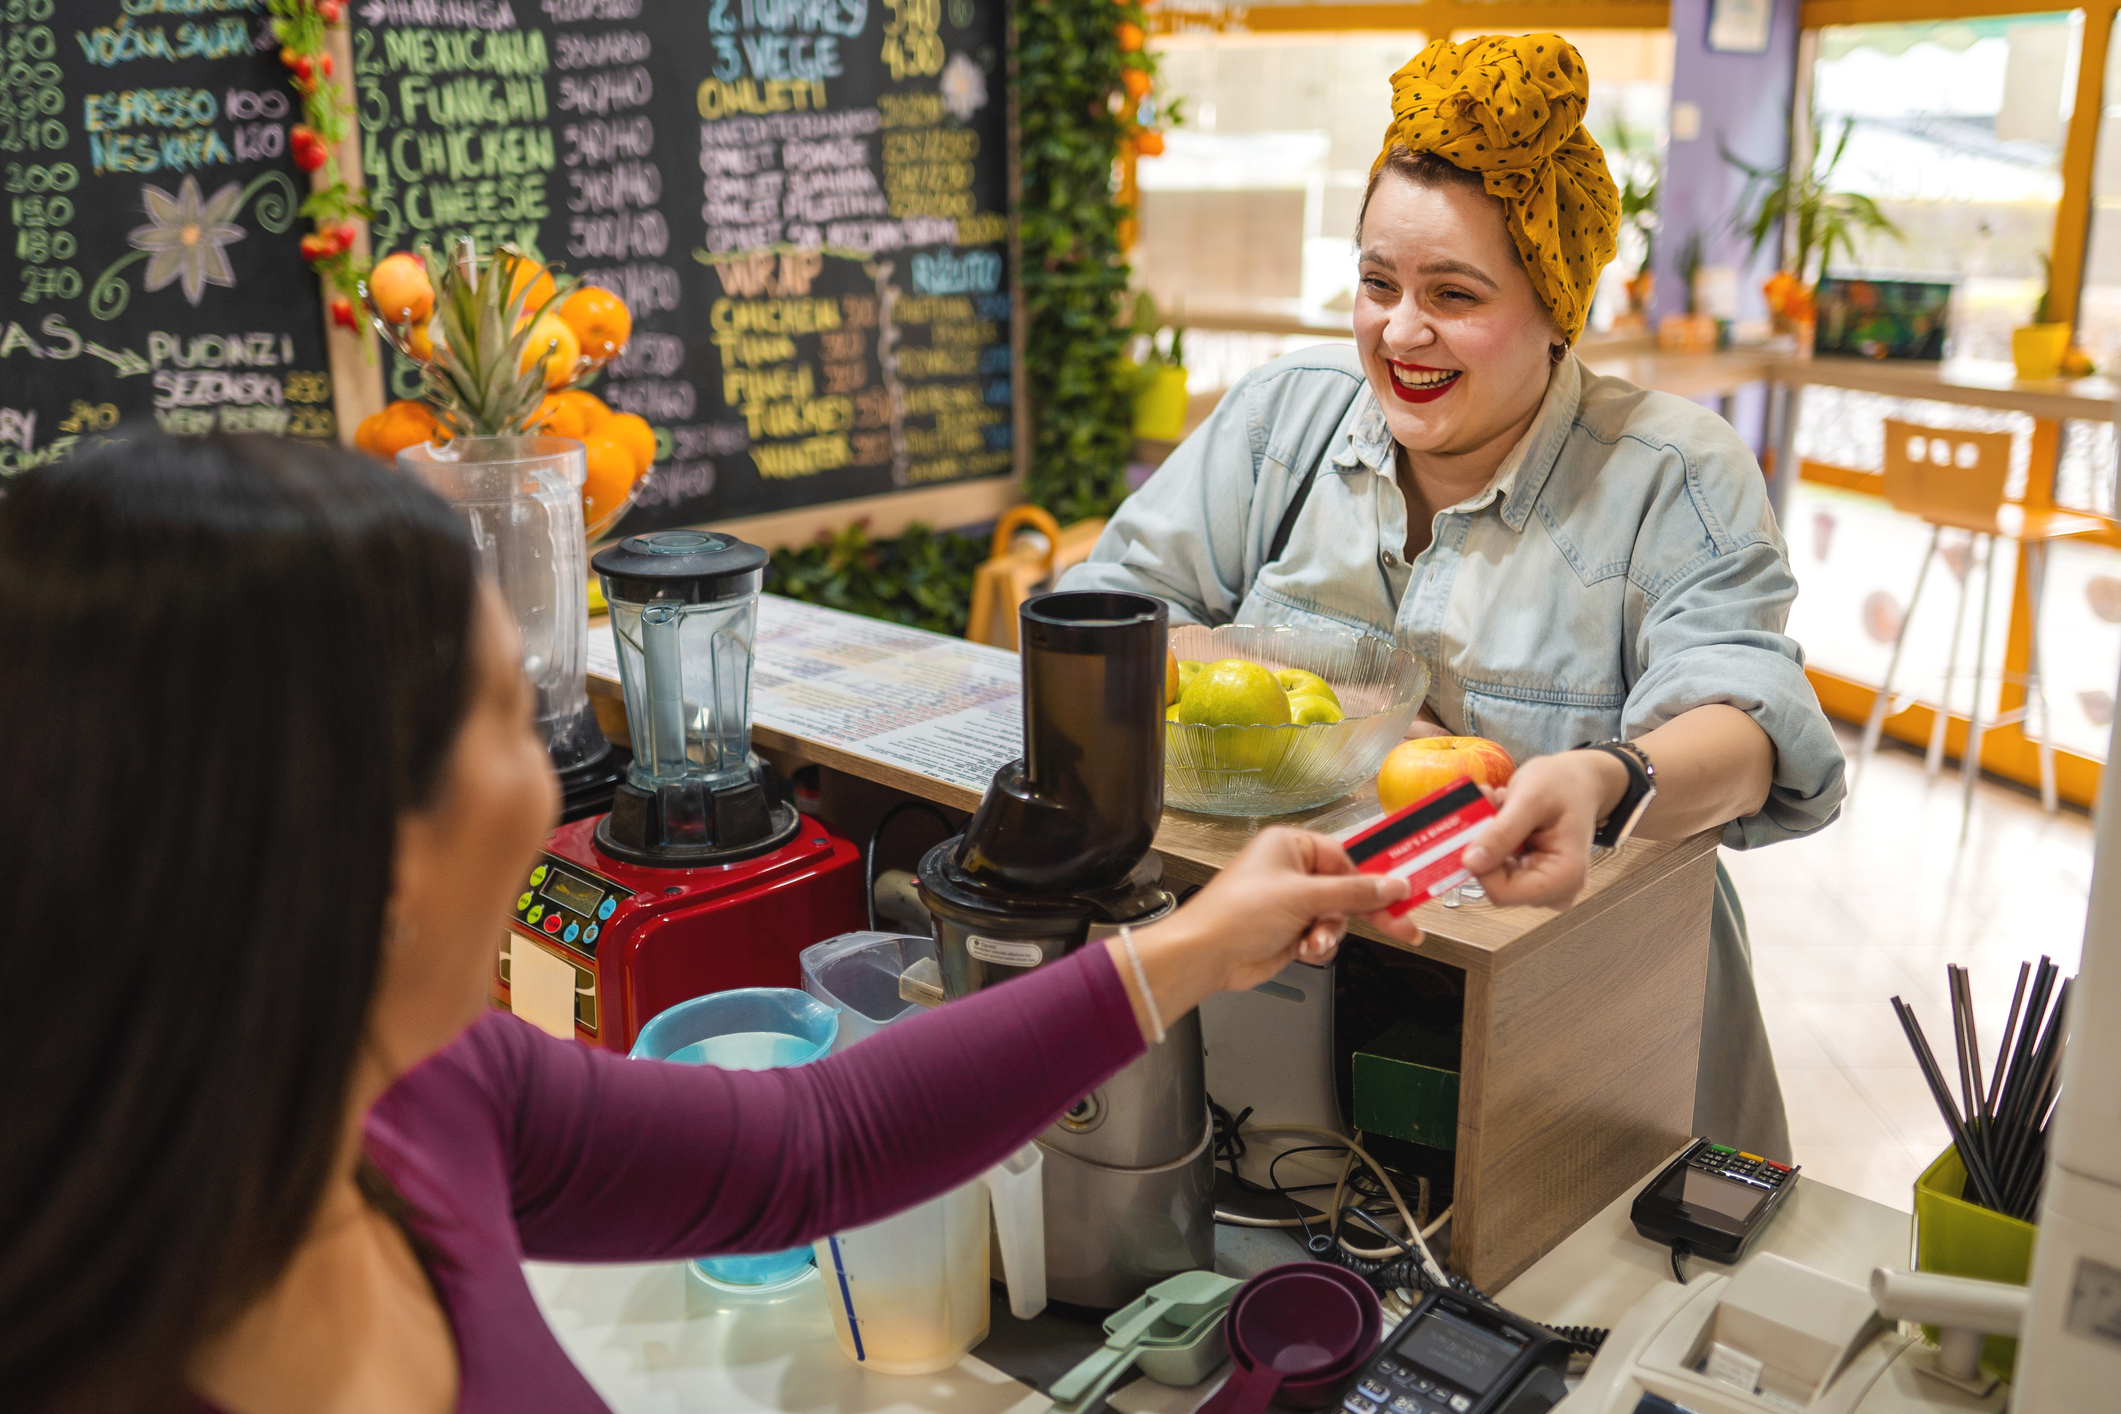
399 435 604 775
800 931 939 1052
629 988 839 1292
800 932 1046 1372
814 1144 1046 1374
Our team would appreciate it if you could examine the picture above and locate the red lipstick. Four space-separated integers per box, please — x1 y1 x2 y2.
1385 361 1460 404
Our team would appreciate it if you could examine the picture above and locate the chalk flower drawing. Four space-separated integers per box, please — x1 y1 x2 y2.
940 52 987 123
129 177 247 305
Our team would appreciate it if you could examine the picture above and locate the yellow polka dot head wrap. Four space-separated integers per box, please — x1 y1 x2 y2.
1372 34 1620 344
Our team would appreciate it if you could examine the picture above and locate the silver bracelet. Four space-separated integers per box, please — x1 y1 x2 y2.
1118 924 1166 1045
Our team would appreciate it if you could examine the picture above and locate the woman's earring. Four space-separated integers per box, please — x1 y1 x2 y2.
1549 342 1567 364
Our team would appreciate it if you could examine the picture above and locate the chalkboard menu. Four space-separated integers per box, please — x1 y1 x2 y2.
353 0 1016 531
0 0 336 475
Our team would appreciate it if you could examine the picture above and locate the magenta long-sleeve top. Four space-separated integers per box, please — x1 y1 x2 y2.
256 945 1141 1412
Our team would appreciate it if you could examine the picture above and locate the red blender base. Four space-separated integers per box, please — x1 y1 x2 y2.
497 811 866 1052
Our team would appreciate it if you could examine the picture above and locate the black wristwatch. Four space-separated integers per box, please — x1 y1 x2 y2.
1578 740 1657 851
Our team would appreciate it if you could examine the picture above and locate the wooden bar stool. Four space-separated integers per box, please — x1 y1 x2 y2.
1857 419 2099 830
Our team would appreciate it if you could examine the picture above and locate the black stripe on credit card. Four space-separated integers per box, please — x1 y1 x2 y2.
1344 780 1486 865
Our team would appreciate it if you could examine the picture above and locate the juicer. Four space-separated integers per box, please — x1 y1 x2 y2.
917 590 1215 1310
496 530 865 1052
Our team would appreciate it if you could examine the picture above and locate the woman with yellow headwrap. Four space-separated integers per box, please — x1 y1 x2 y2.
1068 35 1845 1159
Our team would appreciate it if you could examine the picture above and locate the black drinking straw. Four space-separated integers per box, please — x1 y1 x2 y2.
1984 961 2031 1121
1892 996 2005 1211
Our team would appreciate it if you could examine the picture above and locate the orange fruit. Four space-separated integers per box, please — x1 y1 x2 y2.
557 286 632 362
368 252 433 325
370 400 444 459
518 315 581 389
1123 67 1152 101
581 431 639 525
1376 736 1515 815
354 409 387 456
404 317 436 363
603 411 657 473
527 393 576 438
505 254 556 319
554 388 612 433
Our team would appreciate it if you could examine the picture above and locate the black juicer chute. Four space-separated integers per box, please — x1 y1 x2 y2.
918 590 1214 1308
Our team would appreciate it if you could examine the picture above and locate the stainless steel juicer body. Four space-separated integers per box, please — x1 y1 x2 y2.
916 591 1214 1309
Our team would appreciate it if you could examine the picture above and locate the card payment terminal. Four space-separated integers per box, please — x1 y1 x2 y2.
1342 1289 1572 1414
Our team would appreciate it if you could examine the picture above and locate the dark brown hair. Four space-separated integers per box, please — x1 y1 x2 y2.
0 431 479 1411
1354 145 1490 243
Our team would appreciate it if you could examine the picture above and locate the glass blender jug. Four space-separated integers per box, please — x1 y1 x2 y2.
591 530 799 864
400 435 621 818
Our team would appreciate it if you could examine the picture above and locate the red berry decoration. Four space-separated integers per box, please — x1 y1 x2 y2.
317 0 342 20
300 233 327 261
319 54 333 78
291 125 328 171
331 225 356 254
330 297 357 330
280 46 300 68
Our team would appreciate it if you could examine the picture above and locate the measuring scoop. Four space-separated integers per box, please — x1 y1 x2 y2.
1048 1270 1245 1405
1201 1264 1379 1414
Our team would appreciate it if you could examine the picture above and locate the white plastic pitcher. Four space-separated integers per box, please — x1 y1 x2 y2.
813 1142 1047 1374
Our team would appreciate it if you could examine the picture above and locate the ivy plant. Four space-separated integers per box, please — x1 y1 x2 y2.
769 521 988 637
1016 0 1148 522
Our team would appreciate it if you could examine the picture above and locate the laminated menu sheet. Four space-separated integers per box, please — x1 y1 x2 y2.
589 594 1022 796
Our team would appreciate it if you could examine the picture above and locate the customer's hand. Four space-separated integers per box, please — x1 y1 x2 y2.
1106 828 1416 1043
1458 750 1629 909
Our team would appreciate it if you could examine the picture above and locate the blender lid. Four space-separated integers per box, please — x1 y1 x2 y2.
592 529 768 604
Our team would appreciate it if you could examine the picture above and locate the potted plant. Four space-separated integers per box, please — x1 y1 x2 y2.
1127 292 1190 441
2013 256 2074 381
1602 119 1661 330
1727 105 1901 359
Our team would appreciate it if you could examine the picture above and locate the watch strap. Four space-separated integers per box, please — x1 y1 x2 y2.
1579 740 1655 850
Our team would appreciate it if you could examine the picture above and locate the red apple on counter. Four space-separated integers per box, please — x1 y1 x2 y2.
1376 736 1515 814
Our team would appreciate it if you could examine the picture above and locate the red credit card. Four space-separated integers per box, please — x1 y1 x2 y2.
1342 777 1497 916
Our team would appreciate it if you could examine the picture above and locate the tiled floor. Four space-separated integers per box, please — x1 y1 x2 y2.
1722 722 2097 1213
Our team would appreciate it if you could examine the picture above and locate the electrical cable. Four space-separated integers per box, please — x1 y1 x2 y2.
1207 1111 1609 1356
861 800 959 931
1670 1243 1689 1285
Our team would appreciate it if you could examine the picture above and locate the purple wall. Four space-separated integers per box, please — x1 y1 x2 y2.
1653 0 1803 327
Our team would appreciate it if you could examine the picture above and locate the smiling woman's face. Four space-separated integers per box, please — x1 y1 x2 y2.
1353 172 1561 465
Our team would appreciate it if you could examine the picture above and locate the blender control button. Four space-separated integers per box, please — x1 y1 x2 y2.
563 923 579 943
598 898 616 919
529 865 548 885
584 924 599 943
542 914 561 934
526 905 544 925
516 893 533 912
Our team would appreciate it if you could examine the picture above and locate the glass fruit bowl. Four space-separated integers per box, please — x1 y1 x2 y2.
1164 624 1428 817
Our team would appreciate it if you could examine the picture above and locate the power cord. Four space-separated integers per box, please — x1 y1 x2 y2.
1208 1106 1609 1356
1670 1242 1690 1285
862 800 960 931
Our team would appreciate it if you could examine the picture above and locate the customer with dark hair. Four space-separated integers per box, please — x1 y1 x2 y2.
0 432 1414 1413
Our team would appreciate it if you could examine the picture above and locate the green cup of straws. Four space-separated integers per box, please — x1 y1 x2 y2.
1913 1145 2036 1381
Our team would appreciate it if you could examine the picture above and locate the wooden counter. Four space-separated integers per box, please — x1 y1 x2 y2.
588 601 1717 1291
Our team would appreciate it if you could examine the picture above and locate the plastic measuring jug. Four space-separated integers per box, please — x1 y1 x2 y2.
630 987 838 1292
800 932 1047 1373
814 1142 1046 1374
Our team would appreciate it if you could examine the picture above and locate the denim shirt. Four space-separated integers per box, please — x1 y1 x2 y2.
1061 344 1845 848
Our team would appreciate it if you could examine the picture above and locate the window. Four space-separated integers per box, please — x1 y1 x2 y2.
1807 14 2083 361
